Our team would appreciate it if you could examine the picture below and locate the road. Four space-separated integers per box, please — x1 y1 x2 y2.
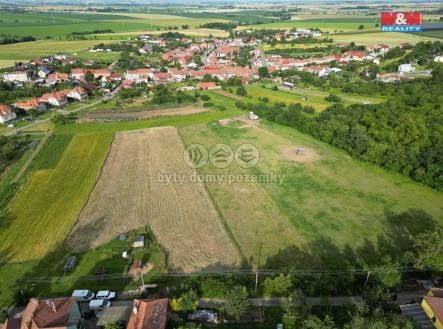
4 87 120 136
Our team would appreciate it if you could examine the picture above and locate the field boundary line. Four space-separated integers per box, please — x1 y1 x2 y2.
12 132 51 184
177 128 247 266
64 133 115 246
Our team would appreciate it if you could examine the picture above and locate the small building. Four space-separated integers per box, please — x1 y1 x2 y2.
3 71 29 83
249 112 259 120
0 104 17 123
197 82 217 90
132 236 145 248
282 81 295 90
398 64 415 76
296 148 305 155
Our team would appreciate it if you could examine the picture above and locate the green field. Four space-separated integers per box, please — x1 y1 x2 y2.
331 31 443 45
180 120 443 268
245 85 386 112
0 40 115 61
0 133 112 262
238 17 380 33
0 12 228 38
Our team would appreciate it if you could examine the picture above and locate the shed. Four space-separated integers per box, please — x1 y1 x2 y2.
132 235 145 248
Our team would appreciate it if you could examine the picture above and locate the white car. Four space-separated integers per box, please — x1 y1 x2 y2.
89 299 111 311
72 290 95 301
96 290 116 300
7 124 14 128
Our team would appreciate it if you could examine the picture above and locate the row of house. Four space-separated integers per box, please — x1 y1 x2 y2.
1 297 168 329
0 86 88 123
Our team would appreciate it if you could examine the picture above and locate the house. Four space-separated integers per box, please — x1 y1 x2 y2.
126 299 168 329
216 46 238 58
303 65 329 76
0 297 81 329
40 91 68 107
15 98 46 113
67 87 88 101
47 72 69 83
3 71 29 83
132 236 145 248
421 295 443 329
0 105 16 124
398 64 415 75
71 68 86 80
125 69 152 81
197 82 217 90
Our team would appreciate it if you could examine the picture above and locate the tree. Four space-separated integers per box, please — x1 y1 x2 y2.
104 323 119 329
262 274 293 297
85 71 94 83
410 227 443 271
281 290 311 329
222 285 249 320
236 86 247 96
302 315 337 329
28 108 37 120
50 112 67 125
358 25 364 30
180 289 199 312
374 256 402 288
258 66 270 79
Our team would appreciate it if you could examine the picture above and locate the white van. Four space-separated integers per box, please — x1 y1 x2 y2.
96 290 116 300
72 290 95 301
89 299 111 311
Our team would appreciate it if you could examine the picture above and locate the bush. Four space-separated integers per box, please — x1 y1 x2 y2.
324 94 342 102
50 112 67 125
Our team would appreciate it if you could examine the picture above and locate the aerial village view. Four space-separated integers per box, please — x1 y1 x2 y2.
0 1 442 328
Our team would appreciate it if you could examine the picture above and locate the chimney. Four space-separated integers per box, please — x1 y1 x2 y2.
51 301 57 313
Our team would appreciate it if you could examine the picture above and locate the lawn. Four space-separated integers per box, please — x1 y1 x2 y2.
0 133 112 263
181 120 443 268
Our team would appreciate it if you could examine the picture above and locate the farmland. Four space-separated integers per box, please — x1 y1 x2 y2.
180 120 443 268
67 127 240 272
245 85 387 112
0 133 112 262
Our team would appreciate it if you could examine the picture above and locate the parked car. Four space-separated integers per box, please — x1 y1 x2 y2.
89 299 111 311
63 256 77 273
72 290 95 301
96 290 116 300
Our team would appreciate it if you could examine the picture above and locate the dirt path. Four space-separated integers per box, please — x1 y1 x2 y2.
213 89 244 101
80 106 208 122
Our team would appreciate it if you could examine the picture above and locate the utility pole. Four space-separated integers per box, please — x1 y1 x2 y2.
255 241 262 293
364 271 371 288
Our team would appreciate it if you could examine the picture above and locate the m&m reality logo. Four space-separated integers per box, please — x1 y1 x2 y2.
381 12 423 32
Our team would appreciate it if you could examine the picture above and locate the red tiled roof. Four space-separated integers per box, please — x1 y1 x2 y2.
424 296 443 323
15 98 42 110
0 104 12 116
126 299 168 329
197 82 216 89
21 297 76 329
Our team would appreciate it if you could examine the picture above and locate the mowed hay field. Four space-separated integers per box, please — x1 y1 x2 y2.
67 126 240 272
180 124 307 268
180 122 443 268
0 133 112 262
